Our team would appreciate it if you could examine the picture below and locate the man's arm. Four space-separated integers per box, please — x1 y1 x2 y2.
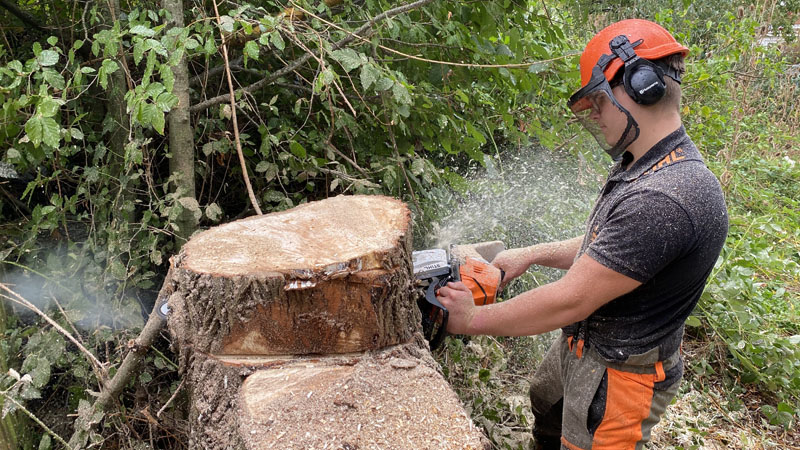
491 235 584 282
438 253 642 336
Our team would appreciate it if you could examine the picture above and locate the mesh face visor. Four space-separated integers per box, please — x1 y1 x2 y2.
568 63 640 160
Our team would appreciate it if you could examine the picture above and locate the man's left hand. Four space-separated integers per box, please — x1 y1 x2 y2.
436 281 476 335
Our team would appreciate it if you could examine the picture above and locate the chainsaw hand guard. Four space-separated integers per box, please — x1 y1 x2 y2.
418 276 450 350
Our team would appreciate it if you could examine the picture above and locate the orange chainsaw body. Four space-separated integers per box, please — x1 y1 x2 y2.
459 257 503 306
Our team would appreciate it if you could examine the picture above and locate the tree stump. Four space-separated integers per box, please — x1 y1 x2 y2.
164 195 486 449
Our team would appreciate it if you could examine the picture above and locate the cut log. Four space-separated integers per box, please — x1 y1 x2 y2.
165 195 487 448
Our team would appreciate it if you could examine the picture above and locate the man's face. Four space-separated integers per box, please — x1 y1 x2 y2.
588 86 630 146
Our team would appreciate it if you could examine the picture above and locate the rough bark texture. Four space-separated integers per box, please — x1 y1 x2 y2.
163 0 198 242
167 195 486 448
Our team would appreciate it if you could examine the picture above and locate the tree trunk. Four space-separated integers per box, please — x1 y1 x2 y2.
0 301 23 450
166 195 487 449
163 0 198 243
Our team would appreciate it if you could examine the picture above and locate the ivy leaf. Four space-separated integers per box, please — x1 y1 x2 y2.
24 115 61 148
330 48 363 72
37 50 59 67
130 25 155 37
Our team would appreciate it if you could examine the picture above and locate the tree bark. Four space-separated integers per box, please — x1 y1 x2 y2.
166 195 487 448
163 0 198 243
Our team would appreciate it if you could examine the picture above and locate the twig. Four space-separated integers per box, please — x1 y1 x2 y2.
190 0 436 113
156 378 185 418
326 141 368 176
0 283 105 378
0 390 70 448
211 0 263 215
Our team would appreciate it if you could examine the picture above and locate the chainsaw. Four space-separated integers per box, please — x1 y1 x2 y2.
413 241 505 350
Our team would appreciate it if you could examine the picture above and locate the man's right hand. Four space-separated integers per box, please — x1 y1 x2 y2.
491 247 534 286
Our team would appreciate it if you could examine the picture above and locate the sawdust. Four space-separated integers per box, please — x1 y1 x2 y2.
238 340 489 450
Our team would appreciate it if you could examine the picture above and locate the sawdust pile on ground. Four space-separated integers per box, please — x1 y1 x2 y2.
238 341 488 449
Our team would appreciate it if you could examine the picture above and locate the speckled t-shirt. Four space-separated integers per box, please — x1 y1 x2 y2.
565 126 728 364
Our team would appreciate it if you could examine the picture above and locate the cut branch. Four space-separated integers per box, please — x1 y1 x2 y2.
211 0 263 215
190 0 436 113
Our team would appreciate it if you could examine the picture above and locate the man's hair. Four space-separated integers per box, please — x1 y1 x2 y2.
656 53 686 113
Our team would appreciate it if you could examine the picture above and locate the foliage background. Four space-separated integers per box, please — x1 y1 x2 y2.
0 0 798 448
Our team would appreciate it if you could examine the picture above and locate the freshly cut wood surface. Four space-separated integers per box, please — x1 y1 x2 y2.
238 345 487 449
181 195 410 277
168 194 417 356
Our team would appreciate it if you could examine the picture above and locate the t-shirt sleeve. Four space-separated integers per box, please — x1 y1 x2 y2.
584 189 696 283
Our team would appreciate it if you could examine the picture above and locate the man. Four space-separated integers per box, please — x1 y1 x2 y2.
436 19 728 450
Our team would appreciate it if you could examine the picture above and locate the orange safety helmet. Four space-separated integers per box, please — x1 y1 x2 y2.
567 19 689 160
578 19 689 91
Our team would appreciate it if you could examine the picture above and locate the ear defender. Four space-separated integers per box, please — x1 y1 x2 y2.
609 35 667 105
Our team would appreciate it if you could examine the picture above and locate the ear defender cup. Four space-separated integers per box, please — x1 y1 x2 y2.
609 35 668 105
622 58 666 105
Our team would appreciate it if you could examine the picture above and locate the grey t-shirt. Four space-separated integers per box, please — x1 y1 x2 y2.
565 126 728 364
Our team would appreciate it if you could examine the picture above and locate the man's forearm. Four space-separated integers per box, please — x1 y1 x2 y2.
526 235 584 270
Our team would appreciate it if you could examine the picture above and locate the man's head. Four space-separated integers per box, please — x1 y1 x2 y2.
568 19 688 159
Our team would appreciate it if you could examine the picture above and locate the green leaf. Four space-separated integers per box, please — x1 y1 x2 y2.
98 59 119 90
38 434 52 450
219 16 235 33
42 69 65 90
391 82 411 105
374 77 393 91
37 50 59 67
330 48 363 72
151 108 165 134
360 64 379 91
37 96 63 118
129 25 155 37
244 40 260 62
47 36 58 46
289 141 307 159
270 31 285 51
527 62 550 73
684 315 702 327
24 115 60 148
205 203 223 222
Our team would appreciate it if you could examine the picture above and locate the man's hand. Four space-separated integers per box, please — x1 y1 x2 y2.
436 281 476 335
491 247 533 285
